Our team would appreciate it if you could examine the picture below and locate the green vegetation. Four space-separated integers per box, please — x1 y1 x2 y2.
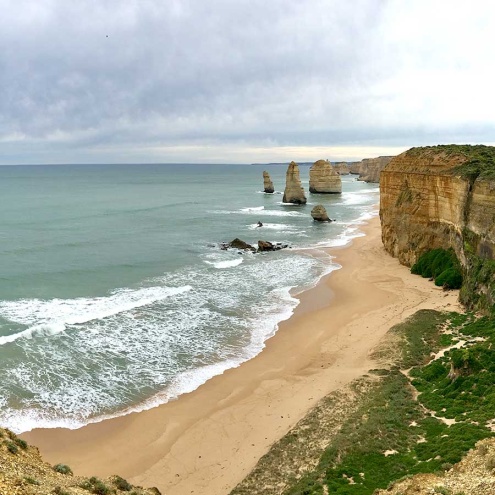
53 487 71 495
14 437 28 450
405 145 495 180
233 310 495 495
113 475 132 491
460 254 495 313
24 476 40 485
79 477 111 494
54 463 73 475
5 440 18 454
411 248 463 289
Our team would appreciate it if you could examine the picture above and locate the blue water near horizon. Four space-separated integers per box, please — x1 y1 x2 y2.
0 163 379 432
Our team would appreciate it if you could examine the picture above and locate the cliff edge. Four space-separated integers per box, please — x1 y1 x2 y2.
380 144 495 311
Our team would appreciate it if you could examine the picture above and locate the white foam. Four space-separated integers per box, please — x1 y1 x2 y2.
210 209 306 218
240 206 264 212
248 222 294 231
205 259 243 269
0 285 192 345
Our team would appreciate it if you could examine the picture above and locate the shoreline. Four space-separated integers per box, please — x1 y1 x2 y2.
22 216 462 494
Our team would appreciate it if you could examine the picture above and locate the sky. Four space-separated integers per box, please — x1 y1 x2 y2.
1 0 495 164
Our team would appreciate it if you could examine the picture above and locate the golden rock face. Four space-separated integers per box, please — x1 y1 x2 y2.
263 170 274 193
309 159 341 194
357 156 394 183
380 149 495 266
283 161 307 204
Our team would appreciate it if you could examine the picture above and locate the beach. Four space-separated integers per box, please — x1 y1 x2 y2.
22 215 461 495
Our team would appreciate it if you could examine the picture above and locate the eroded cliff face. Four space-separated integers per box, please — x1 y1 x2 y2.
283 161 307 204
380 152 469 265
333 162 350 175
309 159 342 194
263 171 274 193
380 145 495 309
357 156 394 183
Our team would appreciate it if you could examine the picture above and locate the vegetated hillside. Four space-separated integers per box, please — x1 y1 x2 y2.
0 428 161 495
380 144 495 313
231 310 495 495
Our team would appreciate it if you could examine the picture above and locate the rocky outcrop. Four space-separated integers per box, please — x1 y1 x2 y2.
0 427 160 495
257 240 289 251
311 205 331 222
283 161 307 204
309 160 342 194
356 156 394 183
220 239 289 252
221 238 256 251
263 171 274 193
333 162 350 175
380 145 495 310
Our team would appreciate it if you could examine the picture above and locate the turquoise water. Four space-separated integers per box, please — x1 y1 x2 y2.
0 164 379 432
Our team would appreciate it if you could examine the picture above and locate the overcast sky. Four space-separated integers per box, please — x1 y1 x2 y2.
1 0 494 164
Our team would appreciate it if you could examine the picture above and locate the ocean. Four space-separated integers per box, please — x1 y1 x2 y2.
0 163 379 433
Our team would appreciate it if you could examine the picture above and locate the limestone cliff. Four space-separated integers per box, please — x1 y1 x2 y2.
380 144 495 310
283 161 307 204
356 156 394 183
333 162 350 175
263 171 274 193
309 160 342 194
349 161 362 174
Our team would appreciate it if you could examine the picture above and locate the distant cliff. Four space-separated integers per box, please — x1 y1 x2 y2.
380 145 495 311
352 156 394 183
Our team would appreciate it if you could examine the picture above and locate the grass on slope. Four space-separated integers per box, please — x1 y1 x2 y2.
405 144 495 180
232 309 495 495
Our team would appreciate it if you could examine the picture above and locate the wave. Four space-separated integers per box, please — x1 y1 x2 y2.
205 259 243 269
240 206 265 212
210 209 307 218
0 285 192 346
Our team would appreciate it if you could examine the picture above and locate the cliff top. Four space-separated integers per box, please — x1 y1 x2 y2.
388 144 495 180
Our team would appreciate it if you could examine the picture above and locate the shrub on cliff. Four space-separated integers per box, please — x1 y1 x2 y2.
411 248 463 289
435 268 463 290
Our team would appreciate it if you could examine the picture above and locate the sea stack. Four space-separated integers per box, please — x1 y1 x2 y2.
311 205 331 222
263 171 274 193
309 159 342 194
283 161 307 204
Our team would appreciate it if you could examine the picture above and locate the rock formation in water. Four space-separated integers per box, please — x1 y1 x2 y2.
309 160 342 194
311 205 331 222
283 161 307 204
380 144 495 310
263 171 274 193
221 238 256 251
333 162 350 175
257 240 289 251
348 156 394 182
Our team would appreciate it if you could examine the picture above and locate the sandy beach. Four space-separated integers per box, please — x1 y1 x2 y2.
23 215 461 495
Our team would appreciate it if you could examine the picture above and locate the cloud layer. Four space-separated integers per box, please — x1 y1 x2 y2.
1 0 495 163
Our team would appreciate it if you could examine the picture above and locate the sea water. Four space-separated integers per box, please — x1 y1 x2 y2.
0 163 379 432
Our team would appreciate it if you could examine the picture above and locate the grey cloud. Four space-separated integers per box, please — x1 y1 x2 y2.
0 0 494 163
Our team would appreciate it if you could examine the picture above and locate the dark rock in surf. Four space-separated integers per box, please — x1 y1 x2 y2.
311 205 332 222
